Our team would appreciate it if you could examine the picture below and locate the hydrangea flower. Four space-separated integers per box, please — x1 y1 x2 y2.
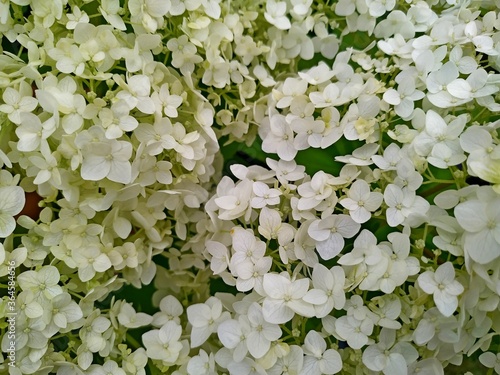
0 185 25 237
2 0 500 373
417 262 464 317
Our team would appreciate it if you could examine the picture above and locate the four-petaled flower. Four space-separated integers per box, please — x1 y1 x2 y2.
417 262 464 317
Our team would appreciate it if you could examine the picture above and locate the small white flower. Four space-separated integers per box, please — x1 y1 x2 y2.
454 195 500 264
0 81 38 124
302 330 342 375
269 345 304 375
15 112 55 152
309 83 342 108
72 246 112 282
187 297 230 348
214 178 253 220
80 139 133 184
152 83 183 118
480 352 500 374
265 0 291 30
45 292 83 333
340 180 383 223
206 240 230 275
152 295 183 327
217 318 251 362
417 262 464 317
383 76 424 118
17 265 62 301
308 214 360 260
81 311 112 354
309 264 346 317
258 207 295 242
118 302 153 329
335 314 374 350
245 303 282 358
372 143 403 170
384 184 429 227
98 101 138 139
362 328 418 374
276 78 308 108
251 182 281 208
262 273 322 324
297 171 335 210
261 114 297 161
369 295 402 329
142 321 183 363
298 62 336 85
0 185 25 238
99 0 127 30
230 227 266 267
114 74 155 114
87 360 126 375
366 0 396 17
187 349 217 375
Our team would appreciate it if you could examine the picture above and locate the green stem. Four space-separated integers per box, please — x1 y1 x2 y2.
126 332 142 350
472 107 488 123
421 179 456 185
68 290 83 300
420 182 455 198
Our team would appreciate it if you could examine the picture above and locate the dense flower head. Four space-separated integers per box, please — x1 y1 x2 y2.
1 0 500 374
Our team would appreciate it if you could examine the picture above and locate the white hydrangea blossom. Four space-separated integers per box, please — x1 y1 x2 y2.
1 0 500 373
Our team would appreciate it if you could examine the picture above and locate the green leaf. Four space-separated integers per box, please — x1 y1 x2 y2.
295 139 364 175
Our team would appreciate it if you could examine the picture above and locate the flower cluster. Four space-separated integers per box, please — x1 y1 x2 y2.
1 0 500 374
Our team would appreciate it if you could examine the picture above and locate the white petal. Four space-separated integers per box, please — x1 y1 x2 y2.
464 230 500 264
93 254 112 272
0 186 25 215
187 304 211 327
263 273 290 299
78 265 95 282
312 264 334 291
447 79 471 99
413 319 435 346
24 301 43 319
277 140 298 161
362 346 386 371
425 110 447 138
434 290 458 317
308 220 330 242
217 320 241 349
0 214 16 238
384 184 402 207
247 332 271 359
302 289 328 305
108 161 132 184
417 271 437 294
454 200 487 233
386 208 404 227
262 299 293 324
396 99 414 118
383 89 401 105
350 207 371 223
433 262 455 285
159 320 182 342
190 325 212 348
316 234 344 260
54 313 68 328
81 156 110 181
385 353 408 375
113 217 132 239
